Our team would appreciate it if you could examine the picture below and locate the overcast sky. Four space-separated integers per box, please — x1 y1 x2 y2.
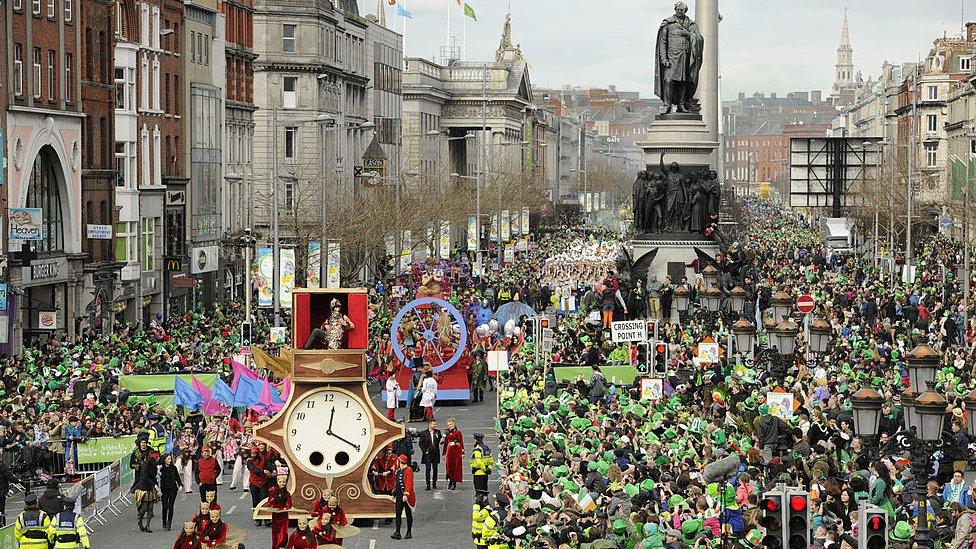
359 0 970 100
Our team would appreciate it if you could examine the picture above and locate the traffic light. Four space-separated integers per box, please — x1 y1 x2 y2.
646 319 659 341
859 506 887 549
522 317 537 343
652 341 668 375
759 491 784 549
540 317 550 330
786 490 809 549
635 342 649 372
241 322 252 347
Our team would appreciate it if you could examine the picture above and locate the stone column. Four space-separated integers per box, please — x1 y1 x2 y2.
695 0 719 168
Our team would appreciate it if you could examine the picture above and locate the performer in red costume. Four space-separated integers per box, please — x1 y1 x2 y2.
198 508 227 548
312 511 337 545
268 474 293 549
173 521 203 549
442 417 464 490
286 515 318 549
312 494 348 546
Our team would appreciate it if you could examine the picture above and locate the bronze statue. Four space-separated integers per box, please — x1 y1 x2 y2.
647 173 667 233
633 170 648 232
661 154 686 231
654 2 704 115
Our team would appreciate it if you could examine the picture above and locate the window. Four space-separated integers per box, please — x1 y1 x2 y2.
141 217 155 271
284 126 297 159
152 125 161 186
203 34 209 65
151 54 160 110
27 147 64 252
190 31 196 62
115 67 125 109
925 143 938 167
141 125 150 186
928 85 938 100
115 1 124 36
963 57 973 72
140 3 149 47
64 53 72 101
140 53 149 109
114 221 138 262
115 142 127 186
32 0 40 15
33 48 41 99
64 0 70 21
48 51 55 100
284 182 294 210
927 114 938 132
14 0 22 11
282 76 297 109
174 74 180 114
283 24 296 53
151 6 159 49
14 45 23 97
46 0 54 18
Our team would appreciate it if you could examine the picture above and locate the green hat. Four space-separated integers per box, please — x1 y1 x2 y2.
623 483 639 498
680 519 703 543
596 461 610 476
663 427 678 440
587 461 598 472
668 495 686 509
613 519 628 535
560 478 579 494
552 465 570 478
640 479 656 493
891 521 912 542
758 404 769 415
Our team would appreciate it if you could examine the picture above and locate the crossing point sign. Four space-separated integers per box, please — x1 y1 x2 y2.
611 320 647 343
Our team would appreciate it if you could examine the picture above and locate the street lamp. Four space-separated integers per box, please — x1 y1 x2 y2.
965 387 976 438
731 316 756 357
673 285 691 315
807 318 832 355
905 343 939 395
850 386 883 438
728 286 746 315
770 289 792 322
701 264 719 290
701 287 722 312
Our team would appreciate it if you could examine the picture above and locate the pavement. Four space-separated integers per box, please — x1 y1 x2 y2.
88 386 499 548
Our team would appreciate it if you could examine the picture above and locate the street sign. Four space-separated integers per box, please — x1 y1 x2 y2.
541 327 554 354
796 294 815 314
241 322 252 355
611 320 647 343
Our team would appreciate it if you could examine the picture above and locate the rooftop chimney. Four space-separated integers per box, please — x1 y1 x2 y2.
967 22 976 43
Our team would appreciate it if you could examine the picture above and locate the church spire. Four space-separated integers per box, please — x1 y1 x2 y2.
832 8 855 104
375 0 386 28
839 8 850 48
496 13 513 60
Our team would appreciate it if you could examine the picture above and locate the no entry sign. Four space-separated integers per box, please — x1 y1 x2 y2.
796 294 815 314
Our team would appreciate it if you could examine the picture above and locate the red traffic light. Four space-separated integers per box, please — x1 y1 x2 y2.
867 516 886 531
762 498 780 512
789 495 807 512
540 318 550 328
655 343 667 354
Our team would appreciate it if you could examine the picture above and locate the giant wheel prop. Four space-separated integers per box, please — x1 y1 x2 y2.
390 297 467 373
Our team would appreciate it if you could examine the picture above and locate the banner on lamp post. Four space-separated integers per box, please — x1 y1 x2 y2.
326 241 341 289
501 210 511 241
522 206 530 234
512 210 521 237
400 230 412 270
307 242 321 289
466 215 477 252
256 246 274 308
489 215 498 242
438 222 450 259
279 248 295 309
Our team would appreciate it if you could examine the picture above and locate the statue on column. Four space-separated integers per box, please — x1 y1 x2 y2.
633 171 648 232
647 173 666 234
654 2 704 114
660 154 687 231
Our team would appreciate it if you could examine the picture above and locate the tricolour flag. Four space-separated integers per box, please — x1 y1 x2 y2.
396 2 412 17
576 492 597 513
463 2 476 20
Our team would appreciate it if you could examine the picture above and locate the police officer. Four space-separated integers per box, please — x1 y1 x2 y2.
145 414 167 454
471 498 489 549
470 434 493 497
14 493 50 549
49 496 90 549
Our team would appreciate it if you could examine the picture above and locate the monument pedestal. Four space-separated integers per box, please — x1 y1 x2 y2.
630 114 720 284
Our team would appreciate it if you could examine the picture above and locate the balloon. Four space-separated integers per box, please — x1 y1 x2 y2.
513 326 522 336
476 324 490 337
488 319 499 332
504 319 516 337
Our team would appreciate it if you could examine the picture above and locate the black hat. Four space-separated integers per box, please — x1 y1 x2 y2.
473 433 485 439
24 493 37 504
147 413 160 421
63 496 77 505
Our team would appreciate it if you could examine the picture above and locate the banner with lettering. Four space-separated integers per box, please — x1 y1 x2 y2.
256 246 274 308
466 215 477 252
76 436 139 465
501 210 511 241
438 222 450 259
279 248 295 309
489 215 498 242
400 230 412 271
326 241 340 289
522 206 530 234
307 242 321 289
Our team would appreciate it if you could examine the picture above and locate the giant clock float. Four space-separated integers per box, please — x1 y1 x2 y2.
253 288 405 528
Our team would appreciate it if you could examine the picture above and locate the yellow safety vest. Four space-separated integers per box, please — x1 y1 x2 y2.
50 511 89 549
14 509 50 549
471 505 488 544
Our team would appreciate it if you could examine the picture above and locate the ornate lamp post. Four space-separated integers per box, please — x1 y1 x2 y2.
728 286 746 316
700 287 723 334
731 316 756 360
770 289 793 322
851 386 883 443
808 317 832 369
674 285 691 324
904 344 944 549
702 264 720 290
757 318 798 380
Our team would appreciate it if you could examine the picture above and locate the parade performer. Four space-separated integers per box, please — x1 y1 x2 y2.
312 494 348 546
303 298 355 349
442 418 464 490
286 515 317 549
268 473 293 549
173 522 203 549
198 508 227 548
390 455 415 540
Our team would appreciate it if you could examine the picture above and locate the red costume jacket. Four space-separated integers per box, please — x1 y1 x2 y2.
286 528 318 549
311 500 348 527
173 533 203 549
200 520 228 548
442 429 464 483
394 466 416 508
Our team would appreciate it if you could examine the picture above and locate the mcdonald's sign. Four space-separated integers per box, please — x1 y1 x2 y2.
164 256 183 272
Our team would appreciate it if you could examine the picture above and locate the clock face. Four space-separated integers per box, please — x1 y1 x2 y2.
285 388 374 477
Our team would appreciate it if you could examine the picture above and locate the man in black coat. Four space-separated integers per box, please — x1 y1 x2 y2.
417 419 442 491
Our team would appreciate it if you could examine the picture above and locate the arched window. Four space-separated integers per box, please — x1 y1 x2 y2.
26 146 64 252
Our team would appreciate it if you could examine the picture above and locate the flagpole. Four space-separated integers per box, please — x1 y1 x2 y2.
462 7 466 60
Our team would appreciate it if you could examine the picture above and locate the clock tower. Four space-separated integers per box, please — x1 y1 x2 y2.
252 288 405 520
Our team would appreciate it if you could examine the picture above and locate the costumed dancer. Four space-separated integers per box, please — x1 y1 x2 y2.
442 418 464 490
173 521 203 549
286 515 317 549
390 455 415 541
198 508 227 548
268 473 293 549
312 494 348 546
134 451 160 533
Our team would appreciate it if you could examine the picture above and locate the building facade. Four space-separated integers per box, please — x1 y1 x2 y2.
5 0 85 352
81 0 119 335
